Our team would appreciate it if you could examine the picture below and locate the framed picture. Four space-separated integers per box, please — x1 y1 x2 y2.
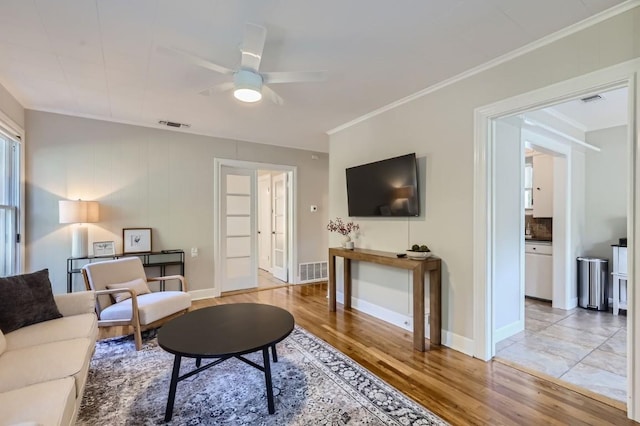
123 228 152 253
93 241 116 257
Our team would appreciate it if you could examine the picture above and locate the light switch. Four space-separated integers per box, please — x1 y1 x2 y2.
191 248 198 257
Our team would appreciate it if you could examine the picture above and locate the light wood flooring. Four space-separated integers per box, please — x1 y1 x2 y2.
97 283 637 425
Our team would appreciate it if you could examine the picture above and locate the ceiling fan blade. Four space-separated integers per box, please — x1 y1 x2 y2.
157 46 234 75
241 23 267 71
262 85 284 106
262 71 327 84
199 81 235 96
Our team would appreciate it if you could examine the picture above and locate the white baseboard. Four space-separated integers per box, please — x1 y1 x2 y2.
442 330 475 357
336 291 426 335
336 292 474 356
494 320 524 343
188 288 216 300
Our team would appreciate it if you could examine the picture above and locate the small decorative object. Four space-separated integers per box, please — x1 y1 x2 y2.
123 228 152 253
327 217 359 249
406 244 432 259
93 241 116 257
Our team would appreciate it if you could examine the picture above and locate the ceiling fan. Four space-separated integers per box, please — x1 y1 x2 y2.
159 23 326 105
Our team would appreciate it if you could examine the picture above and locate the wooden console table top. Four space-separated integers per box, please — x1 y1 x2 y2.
328 247 441 352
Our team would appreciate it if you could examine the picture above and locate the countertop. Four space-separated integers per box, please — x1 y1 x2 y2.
525 238 552 245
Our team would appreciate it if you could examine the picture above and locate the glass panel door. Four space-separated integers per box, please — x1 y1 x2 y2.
271 172 288 282
220 166 257 291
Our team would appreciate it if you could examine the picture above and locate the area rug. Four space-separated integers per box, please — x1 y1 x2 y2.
78 326 448 425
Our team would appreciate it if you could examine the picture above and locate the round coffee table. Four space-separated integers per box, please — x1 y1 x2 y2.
158 303 295 421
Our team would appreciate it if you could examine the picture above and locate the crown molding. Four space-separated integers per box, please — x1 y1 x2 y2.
327 0 640 136
27 107 329 153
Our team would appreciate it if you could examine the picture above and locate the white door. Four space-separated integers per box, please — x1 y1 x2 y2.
271 172 288 282
221 166 257 291
258 174 272 271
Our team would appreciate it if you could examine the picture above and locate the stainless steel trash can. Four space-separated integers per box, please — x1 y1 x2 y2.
577 257 608 311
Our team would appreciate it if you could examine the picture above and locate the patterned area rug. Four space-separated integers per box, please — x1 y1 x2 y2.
78 326 448 425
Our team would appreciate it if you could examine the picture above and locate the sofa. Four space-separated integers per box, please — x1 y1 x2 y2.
0 290 98 426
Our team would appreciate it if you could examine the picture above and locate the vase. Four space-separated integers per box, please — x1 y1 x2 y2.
342 235 354 249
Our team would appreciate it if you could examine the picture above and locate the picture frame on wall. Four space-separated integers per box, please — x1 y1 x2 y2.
123 228 152 253
93 241 116 257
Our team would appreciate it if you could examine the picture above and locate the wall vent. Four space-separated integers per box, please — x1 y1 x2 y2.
580 94 603 103
298 261 328 283
158 120 191 129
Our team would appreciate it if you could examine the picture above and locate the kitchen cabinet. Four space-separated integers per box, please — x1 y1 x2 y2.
532 154 553 218
612 245 628 315
525 242 553 300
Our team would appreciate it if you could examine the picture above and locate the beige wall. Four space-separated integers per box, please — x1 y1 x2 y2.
25 110 328 294
329 7 640 346
584 125 628 260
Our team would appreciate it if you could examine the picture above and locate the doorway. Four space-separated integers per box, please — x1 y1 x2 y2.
492 87 630 404
473 64 638 417
213 159 297 296
257 170 290 290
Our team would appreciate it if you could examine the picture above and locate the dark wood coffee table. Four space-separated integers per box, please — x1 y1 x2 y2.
158 303 295 421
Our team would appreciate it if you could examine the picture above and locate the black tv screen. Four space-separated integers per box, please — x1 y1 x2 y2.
346 153 419 217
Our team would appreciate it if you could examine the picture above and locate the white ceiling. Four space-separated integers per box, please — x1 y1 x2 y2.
0 0 625 152
545 87 629 132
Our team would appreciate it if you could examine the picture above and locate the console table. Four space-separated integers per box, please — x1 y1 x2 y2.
66 250 185 293
328 247 441 352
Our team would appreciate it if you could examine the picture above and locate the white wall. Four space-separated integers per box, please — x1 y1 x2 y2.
584 125 628 261
25 110 329 293
328 6 640 348
493 118 524 339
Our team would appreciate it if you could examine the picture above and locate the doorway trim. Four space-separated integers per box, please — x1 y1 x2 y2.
473 59 638 418
213 158 297 297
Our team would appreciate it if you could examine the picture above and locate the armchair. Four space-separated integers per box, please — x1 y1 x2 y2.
82 257 191 350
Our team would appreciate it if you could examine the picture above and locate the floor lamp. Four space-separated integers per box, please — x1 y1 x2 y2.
59 200 99 258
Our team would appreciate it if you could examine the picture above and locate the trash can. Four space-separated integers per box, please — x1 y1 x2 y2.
577 257 609 311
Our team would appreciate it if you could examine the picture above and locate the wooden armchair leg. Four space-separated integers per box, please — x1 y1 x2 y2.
134 324 143 351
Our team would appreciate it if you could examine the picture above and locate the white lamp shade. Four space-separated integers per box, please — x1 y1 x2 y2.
59 200 99 224
233 69 263 103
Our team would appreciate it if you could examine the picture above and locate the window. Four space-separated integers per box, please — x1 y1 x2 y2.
524 160 533 209
0 129 20 276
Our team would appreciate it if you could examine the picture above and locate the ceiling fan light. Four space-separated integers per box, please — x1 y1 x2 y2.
233 69 263 103
234 88 262 103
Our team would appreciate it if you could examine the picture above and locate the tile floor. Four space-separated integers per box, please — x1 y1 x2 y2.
496 299 627 402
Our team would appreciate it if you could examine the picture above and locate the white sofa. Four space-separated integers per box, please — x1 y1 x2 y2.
0 291 98 426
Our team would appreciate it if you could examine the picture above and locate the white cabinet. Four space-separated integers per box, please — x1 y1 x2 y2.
612 245 628 315
532 154 553 218
525 243 553 300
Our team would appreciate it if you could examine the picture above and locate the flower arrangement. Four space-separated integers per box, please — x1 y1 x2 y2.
326 217 359 236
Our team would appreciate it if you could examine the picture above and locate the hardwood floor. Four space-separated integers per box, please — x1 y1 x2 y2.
97 283 637 425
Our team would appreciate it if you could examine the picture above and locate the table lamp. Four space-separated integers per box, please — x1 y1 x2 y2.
59 199 99 258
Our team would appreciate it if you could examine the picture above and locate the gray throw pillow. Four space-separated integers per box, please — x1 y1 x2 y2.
0 269 62 333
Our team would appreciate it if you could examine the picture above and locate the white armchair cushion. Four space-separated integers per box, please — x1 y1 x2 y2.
99 291 191 325
106 278 151 303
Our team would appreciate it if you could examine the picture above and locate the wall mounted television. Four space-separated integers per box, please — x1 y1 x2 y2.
346 153 419 217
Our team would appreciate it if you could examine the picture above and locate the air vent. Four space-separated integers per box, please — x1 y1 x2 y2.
158 120 191 129
580 94 603 103
298 261 328 283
